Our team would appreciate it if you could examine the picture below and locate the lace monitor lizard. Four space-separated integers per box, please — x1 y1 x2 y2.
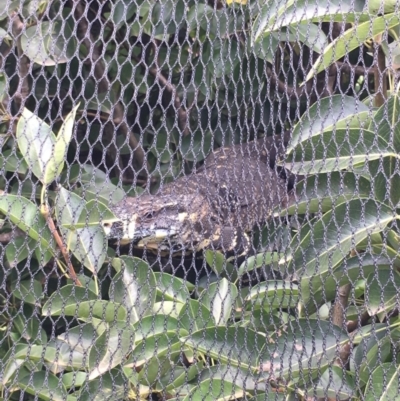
103 133 295 257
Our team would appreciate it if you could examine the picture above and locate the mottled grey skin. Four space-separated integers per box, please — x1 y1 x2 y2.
103 135 294 256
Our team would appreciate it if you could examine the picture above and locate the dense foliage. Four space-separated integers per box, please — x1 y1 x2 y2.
0 0 400 399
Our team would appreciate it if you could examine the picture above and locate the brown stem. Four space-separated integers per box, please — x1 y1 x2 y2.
43 205 82 287
10 12 30 113
133 50 189 137
374 41 387 107
331 283 351 328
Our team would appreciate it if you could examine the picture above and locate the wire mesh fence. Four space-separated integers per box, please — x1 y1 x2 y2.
0 0 399 399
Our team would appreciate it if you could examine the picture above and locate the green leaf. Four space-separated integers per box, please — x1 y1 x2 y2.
287 95 369 152
18 371 68 401
111 256 156 321
56 188 107 273
126 331 182 367
20 20 76 66
252 0 366 41
181 131 213 162
365 363 400 400
132 314 183 343
78 370 128 401
259 319 348 380
285 199 394 278
302 255 390 315
154 272 191 303
11 279 43 305
238 252 282 277
199 278 238 325
284 172 372 216
244 281 299 309
16 108 56 183
42 285 97 315
0 194 53 250
178 299 214 332
307 14 400 81
48 104 79 182
286 128 391 175
368 95 400 205
354 334 393 386
205 250 228 276
182 378 245 401
289 23 328 54
366 268 400 316
0 149 28 174
183 327 266 369
88 327 135 380
315 366 355 400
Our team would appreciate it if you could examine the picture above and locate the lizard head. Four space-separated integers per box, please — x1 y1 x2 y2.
102 191 208 253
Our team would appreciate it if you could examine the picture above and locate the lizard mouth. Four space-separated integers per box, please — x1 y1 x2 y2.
103 219 181 247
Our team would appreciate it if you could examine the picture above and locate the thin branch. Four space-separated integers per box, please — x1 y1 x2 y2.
43 205 82 287
133 51 190 137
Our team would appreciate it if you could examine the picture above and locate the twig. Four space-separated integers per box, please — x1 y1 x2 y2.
133 52 189 137
42 205 82 287
374 41 387 107
331 283 351 328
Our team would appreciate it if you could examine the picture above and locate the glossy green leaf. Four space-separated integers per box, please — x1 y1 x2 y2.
21 20 76 66
42 285 98 316
354 335 393 386
88 327 134 380
253 0 365 41
302 255 390 315
0 194 53 251
365 363 400 401
0 149 28 174
307 14 400 81
18 371 68 401
178 299 214 332
11 279 43 304
182 378 245 401
285 199 393 278
285 128 391 175
132 314 182 343
47 104 79 182
183 327 266 369
244 281 299 309
366 268 400 316
111 256 156 320
62 372 87 389
16 108 56 183
284 172 372 216
200 278 238 325
154 272 191 303
289 23 328 54
368 95 400 206
78 370 128 401
287 95 369 152
56 188 106 273
258 319 348 380
315 366 355 400
125 331 182 367
238 252 282 277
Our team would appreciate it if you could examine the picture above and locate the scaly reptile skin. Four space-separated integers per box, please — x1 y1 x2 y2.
103 134 294 256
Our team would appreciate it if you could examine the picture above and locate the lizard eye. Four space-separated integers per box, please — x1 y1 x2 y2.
143 212 154 219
